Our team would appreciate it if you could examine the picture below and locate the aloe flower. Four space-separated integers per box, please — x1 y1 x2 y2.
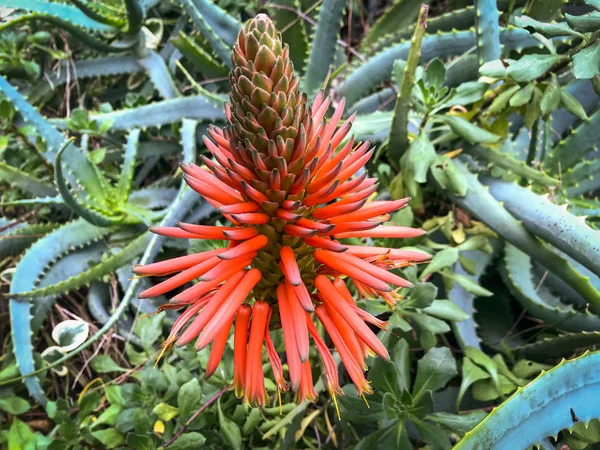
135 14 429 407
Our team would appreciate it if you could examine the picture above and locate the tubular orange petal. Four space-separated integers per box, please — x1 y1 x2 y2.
133 249 224 276
217 202 261 214
218 235 268 260
315 306 372 397
326 221 383 235
324 302 367 370
306 314 342 395
284 224 318 238
335 226 427 239
279 246 301 286
345 245 431 261
232 304 251 398
275 209 300 222
195 268 262 350
244 300 270 407
304 236 348 253
331 250 414 288
205 314 234 379
138 256 222 299
230 213 270 224
311 198 366 220
291 281 314 312
285 281 310 362
221 227 260 240
297 360 318 403
176 223 235 239
333 279 389 329
175 270 246 345
295 217 334 233
314 249 391 292
200 253 256 281
277 284 301 391
315 275 389 361
327 198 410 224
149 226 209 239
265 327 288 392
184 174 242 205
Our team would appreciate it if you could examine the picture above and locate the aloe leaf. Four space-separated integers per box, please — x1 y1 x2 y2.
137 51 180 99
562 159 600 186
476 0 501 64
1 124 201 393
302 0 346 97
124 0 144 34
27 56 145 105
268 0 309 72
0 162 56 197
434 160 600 314
546 109 600 172
0 14 137 53
51 96 226 131
454 351 600 449
0 75 107 203
484 176 600 278
449 249 496 350
55 144 124 227
117 129 140 204
337 28 537 107
11 233 151 299
0 221 58 258
515 332 600 361
366 6 476 55
0 0 114 31
190 0 241 47
360 0 426 51
128 188 178 209
388 5 428 164
501 244 600 332
65 0 126 28
172 33 229 79
0 197 64 207
8 219 114 405
463 145 559 187
177 0 232 68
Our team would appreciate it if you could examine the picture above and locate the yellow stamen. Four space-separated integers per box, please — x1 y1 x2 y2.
278 389 283 415
329 385 341 420
154 339 174 368
362 394 370 408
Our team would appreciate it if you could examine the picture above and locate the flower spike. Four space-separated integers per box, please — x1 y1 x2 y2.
137 13 428 407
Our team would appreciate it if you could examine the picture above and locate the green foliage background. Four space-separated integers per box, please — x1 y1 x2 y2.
0 0 600 449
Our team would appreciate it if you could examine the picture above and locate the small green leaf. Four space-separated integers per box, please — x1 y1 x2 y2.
428 411 487 436
134 311 165 351
8 419 34 450
91 355 128 373
168 432 207 450
442 82 487 108
506 54 567 82
540 74 561 117
443 158 469 197
464 347 502 397
514 15 586 39
125 432 153 450
218 398 242 450
456 357 490 409
427 58 446 91
420 248 459 279
412 417 452 450
509 83 535 107
447 273 493 297
91 428 125 449
0 397 31 415
565 11 600 33
561 89 589 120
412 347 457 402
442 115 500 144
178 378 201 421
488 85 520 114
407 282 438 308
406 134 436 183
408 311 451 334
370 338 411 397
424 300 469 322
573 41 600 79
152 402 179 422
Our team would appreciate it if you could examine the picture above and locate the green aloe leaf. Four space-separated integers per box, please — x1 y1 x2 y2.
302 0 346 97
0 162 56 197
455 351 600 449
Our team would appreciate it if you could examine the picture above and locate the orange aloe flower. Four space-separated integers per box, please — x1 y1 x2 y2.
135 14 429 407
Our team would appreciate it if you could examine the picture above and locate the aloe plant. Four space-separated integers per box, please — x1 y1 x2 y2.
1 0 600 448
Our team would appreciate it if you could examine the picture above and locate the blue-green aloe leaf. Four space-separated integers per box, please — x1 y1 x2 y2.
432 160 600 314
302 0 346 97
484 176 600 278
117 129 140 204
190 0 241 47
476 0 501 64
455 351 600 449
